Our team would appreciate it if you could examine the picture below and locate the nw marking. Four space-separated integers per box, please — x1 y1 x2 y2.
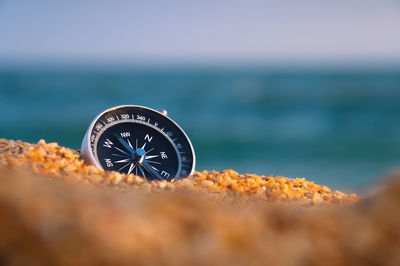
120 132 130 138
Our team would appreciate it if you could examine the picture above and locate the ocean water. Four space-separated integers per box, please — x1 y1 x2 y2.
1 65 400 191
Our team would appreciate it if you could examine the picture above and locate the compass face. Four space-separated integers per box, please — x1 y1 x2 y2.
82 106 195 181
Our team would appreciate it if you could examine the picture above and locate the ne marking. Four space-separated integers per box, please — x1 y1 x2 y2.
160 152 168 159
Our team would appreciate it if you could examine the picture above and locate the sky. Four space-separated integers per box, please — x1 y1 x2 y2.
1 0 400 66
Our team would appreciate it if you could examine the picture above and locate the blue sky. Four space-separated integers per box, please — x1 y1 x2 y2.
1 0 400 65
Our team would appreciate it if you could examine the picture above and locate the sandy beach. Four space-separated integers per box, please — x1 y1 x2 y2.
0 139 399 265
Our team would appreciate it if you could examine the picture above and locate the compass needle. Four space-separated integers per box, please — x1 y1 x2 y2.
141 159 163 180
113 133 136 156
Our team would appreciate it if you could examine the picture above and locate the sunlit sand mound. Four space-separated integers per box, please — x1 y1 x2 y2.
0 139 357 204
1 139 399 265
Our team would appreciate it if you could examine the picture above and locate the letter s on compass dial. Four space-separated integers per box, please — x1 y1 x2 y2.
80 105 196 181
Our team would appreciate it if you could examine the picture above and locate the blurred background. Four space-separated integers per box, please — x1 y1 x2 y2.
1 1 400 190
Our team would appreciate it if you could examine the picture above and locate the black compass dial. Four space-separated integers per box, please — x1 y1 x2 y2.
96 122 179 180
84 106 195 181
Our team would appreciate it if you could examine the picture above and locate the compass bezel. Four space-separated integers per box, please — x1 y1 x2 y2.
81 105 196 178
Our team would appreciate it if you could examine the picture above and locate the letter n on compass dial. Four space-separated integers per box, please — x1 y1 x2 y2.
82 105 196 181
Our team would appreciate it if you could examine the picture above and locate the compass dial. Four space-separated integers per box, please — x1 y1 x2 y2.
81 105 195 181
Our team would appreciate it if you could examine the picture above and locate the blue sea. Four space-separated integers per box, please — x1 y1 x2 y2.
1 65 400 191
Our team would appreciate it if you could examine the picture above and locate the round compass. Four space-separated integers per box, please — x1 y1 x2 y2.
80 105 196 181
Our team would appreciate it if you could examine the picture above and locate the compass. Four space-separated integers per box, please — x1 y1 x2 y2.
80 105 196 181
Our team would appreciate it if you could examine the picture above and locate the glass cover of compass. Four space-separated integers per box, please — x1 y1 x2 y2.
81 105 196 181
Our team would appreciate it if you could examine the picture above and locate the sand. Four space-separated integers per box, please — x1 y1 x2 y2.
0 139 399 266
